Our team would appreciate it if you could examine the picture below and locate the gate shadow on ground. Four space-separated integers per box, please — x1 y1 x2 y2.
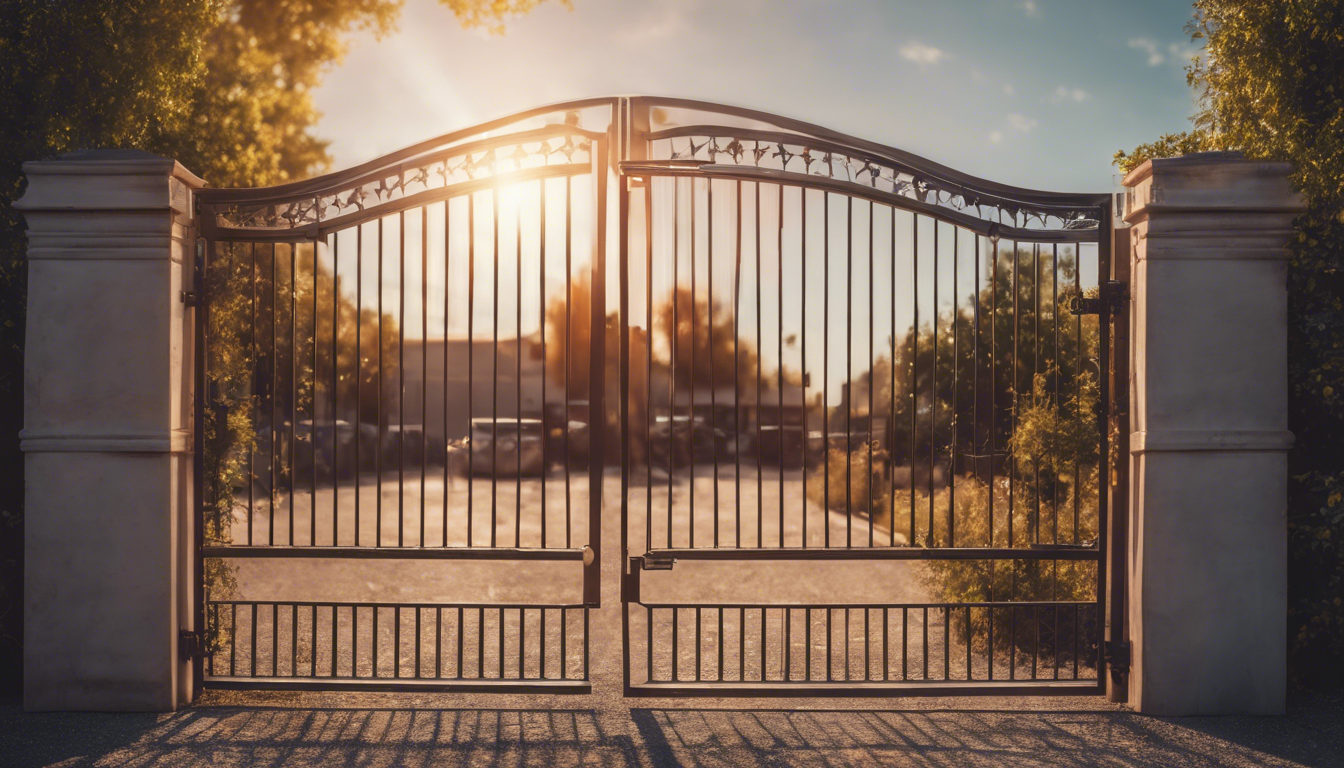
0 705 641 768
629 700 1344 768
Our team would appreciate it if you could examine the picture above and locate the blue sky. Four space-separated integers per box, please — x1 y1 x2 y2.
314 0 1202 194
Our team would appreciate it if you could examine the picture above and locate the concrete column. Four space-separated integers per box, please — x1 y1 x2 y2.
1122 152 1303 715
15 150 204 711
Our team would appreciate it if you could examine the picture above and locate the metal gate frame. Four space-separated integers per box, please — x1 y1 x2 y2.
610 97 1126 697
190 95 1128 697
191 98 620 693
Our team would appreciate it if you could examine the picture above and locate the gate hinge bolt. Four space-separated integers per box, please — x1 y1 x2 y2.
1103 640 1131 672
1068 280 1127 316
179 629 208 661
181 290 197 307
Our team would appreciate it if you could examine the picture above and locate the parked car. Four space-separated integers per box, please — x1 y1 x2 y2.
292 419 375 481
382 423 426 465
649 414 727 467
469 417 546 476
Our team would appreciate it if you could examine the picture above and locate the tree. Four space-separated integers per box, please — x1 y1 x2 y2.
1116 0 1344 687
0 0 567 695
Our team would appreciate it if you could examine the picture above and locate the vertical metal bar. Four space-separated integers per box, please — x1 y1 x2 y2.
911 216 918 546
784 607 791 681
540 183 549 549
823 193 830 548
290 605 297 677
709 179 719 549
467 195 475 545
515 196 522 548
800 187 808 547
519 608 526 679
313 241 320 544
415 607 422 678
695 607 702 681
668 178 679 549
312 605 318 676
451 197 456 546
966 605 973 680
397 209 407 548
845 196 853 549
868 202 875 547
901 606 907 681
586 136 608 607
718 606 725 682
583 606 591 681
644 178 653 554
1033 242 1041 545
333 238 340 546
882 607 889 681
456 606 464 679
394 606 401 678
950 228 958 547
844 608 850 681
689 177 698 550
498 607 505 678
1074 243 1081 543
564 179 572 549
330 605 337 678
760 607 767 682
756 180 763 547
1097 204 1114 692
929 223 936 548
989 237 998 547
491 185 499 549
890 208 898 547
290 244 298 547
230 604 236 676
423 206 430 548
1032 603 1040 680
355 231 362 546
477 607 484 678
646 606 653 682
352 605 359 677
193 241 208 690
376 221 383 547
672 607 679 681
778 184 785 548
734 181 743 547
944 604 950 681
973 234 980 548
922 605 928 680
272 603 278 676
739 607 746 682
249 243 256 546
863 608 870 681
435 607 442 678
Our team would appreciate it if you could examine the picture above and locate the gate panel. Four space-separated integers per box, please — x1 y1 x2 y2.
617 97 1115 695
194 100 616 692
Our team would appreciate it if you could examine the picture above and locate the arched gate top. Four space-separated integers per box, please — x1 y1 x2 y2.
197 95 1108 241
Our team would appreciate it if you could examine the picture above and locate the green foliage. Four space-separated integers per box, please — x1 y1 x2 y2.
0 0 565 693
1117 0 1344 688
1112 130 1217 174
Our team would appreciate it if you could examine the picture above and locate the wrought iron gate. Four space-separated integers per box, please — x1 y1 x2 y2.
194 99 617 692
192 96 1125 696
613 97 1120 696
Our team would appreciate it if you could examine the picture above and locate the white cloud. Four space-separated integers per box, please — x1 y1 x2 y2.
1003 83 1016 97
1020 0 1040 17
1128 37 1164 66
989 130 1004 144
899 42 947 66
1007 113 1038 132
1051 85 1090 103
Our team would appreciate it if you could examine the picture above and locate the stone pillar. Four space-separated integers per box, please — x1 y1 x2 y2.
1123 152 1303 715
15 150 204 711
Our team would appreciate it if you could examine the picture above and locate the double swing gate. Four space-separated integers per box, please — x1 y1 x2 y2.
193 97 1125 697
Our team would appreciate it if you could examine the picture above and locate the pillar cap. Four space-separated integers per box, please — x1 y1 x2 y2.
15 149 205 215
1122 152 1304 225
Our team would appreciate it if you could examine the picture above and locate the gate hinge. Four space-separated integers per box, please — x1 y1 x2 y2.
1103 640 1131 673
180 290 198 307
179 629 208 662
1068 280 1127 316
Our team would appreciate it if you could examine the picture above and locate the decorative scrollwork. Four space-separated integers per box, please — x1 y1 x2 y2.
211 132 595 231
659 132 1100 233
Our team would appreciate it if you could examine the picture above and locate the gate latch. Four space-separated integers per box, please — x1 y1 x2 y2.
180 290 198 307
641 554 677 571
179 629 208 662
1068 280 1127 316
1103 640 1131 673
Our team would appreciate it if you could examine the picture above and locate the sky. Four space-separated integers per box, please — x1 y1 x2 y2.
313 0 1203 194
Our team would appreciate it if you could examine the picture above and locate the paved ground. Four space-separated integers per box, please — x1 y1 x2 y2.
9 468 1339 766
4 692 1343 766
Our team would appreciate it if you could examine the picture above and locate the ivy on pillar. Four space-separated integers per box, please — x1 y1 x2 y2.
16 150 204 711
1123 152 1304 716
